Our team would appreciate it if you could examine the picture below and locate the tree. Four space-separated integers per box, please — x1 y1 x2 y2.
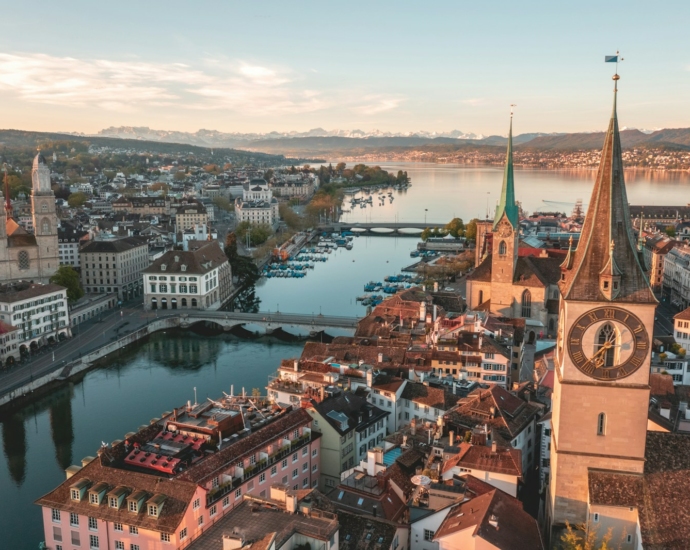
421 228 432 242
251 388 261 398
445 217 465 238
279 203 303 231
263 169 274 182
213 196 233 212
335 162 347 173
67 192 87 208
465 218 479 242
559 521 614 550
50 266 84 303
236 222 272 247
224 231 259 285
665 225 676 238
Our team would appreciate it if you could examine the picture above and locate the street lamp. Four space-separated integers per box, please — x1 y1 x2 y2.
424 209 428 225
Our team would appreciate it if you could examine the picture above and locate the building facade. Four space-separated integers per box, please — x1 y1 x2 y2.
80 237 149 300
175 202 208 232
58 222 88 267
663 244 690 309
235 179 279 226
0 282 71 353
143 241 233 311
0 153 59 284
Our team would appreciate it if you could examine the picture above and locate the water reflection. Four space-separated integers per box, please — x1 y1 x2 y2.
2 414 27 485
50 392 74 471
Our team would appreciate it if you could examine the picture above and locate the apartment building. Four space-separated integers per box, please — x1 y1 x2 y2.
57 222 88 267
36 403 321 550
143 240 233 311
0 282 71 352
80 237 149 300
175 202 208 232
663 244 690 309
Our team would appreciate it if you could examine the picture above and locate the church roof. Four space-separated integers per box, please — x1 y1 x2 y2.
559 79 655 304
493 117 519 230
33 152 47 168
467 254 561 288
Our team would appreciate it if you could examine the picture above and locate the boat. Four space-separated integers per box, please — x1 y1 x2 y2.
346 242 353 250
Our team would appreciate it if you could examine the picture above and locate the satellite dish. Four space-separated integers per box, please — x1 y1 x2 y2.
411 475 431 486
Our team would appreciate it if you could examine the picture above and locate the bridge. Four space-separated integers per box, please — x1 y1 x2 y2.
320 221 446 234
177 310 360 333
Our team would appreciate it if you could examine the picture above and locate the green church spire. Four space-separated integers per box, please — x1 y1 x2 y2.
493 112 519 230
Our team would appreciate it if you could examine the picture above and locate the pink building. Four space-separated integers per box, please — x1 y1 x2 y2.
37 405 321 549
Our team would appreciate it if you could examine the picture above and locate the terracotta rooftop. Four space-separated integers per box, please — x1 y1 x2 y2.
434 488 543 549
80 236 148 253
0 282 66 303
674 306 690 321
401 381 458 410
143 240 228 275
442 443 522 478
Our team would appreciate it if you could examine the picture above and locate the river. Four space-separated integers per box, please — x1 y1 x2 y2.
2 164 689 548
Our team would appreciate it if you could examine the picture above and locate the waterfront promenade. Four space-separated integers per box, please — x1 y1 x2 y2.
0 304 359 407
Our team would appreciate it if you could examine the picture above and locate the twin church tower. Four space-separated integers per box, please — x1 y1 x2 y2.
473 76 656 529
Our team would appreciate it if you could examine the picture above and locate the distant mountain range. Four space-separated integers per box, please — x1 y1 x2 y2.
91 126 690 156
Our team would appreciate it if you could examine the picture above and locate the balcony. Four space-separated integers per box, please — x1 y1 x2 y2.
206 432 314 506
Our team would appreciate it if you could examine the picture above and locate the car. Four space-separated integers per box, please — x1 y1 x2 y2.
444 287 454 292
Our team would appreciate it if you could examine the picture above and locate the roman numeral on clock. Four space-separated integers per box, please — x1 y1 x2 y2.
571 351 585 365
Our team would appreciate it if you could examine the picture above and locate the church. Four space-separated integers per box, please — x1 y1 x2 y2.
0 153 59 284
466 117 562 333
547 74 690 548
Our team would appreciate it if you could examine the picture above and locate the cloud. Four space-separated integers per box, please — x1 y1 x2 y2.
0 52 326 115
353 95 404 115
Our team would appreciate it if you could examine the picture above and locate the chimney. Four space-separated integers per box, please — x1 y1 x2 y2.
378 352 383 364
434 281 439 292
491 440 497 453
366 368 373 388
294 359 299 372
433 305 438 323
286 493 298 514
411 418 416 435
449 431 455 447
319 386 325 402
420 301 426 321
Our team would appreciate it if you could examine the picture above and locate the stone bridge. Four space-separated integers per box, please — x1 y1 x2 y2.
320 221 446 235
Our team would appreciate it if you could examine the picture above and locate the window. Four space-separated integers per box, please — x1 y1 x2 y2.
282 459 288 469
312 449 318 457
498 240 507 256
424 529 435 541
18 250 30 270
148 505 158 517
521 289 532 318
303 463 308 472
596 323 618 367
70 513 79 527
129 525 138 535
627 534 633 543
115 542 124 550
70 488 81 501
597 413 606 436
179 528 187 540
198 516 204 526
71 531 80 546
292 452 298 463
593 513 600 523
114 523 123 532
292 468 299 478
89 535 99 549
271 465 277 476
260 472 266 483
88 517 98 530
312 463 318 472
52 508 61 522
210 504 217 516
192 498 200 510
109 497 119 509
130 545 140 550
235 488 242 499
161 532 171 542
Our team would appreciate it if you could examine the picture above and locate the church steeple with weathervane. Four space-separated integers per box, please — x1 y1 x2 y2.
493 106 519 230
549 64 658 530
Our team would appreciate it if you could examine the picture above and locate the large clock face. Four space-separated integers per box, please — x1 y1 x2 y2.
496 220 513 238
567 307 649 381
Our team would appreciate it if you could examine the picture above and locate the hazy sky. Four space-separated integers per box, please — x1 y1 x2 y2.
1 1 688 136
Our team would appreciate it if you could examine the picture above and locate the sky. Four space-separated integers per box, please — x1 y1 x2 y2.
0 0 688 136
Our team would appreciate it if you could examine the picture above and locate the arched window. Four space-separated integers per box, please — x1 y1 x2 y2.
498 240 507 256
478 290 484 305
181 298 187 307
597 413 606 436
192 298 198 308
521 290 532 317
151 298 157 310
41 203 48 212
161 298 167 310
41 218 50 234
18 251 30 270
596 323 617 367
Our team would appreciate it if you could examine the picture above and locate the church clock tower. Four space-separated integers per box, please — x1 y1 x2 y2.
490 113 520 316
31 152 59 280
548 75 657 527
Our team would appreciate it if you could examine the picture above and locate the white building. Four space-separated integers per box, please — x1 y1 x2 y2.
235 178 279 226
0 320 20 366
0 282 71 353
143 240 233 311
663 245 690 310
57 222 88 267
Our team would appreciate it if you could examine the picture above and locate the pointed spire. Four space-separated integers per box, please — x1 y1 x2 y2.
560 235 574 270
637 211 645 251
493 108 519 230
559 74 655 303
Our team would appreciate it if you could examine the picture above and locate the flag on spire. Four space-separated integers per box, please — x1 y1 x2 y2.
605 55 618 63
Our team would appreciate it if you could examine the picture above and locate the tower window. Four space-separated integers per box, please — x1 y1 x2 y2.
521 290 532 318
478 290 484 305
597 413 606 436
498 240 507 256
18 251 30 270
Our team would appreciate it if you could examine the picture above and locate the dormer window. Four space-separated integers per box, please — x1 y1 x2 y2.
89 493 99 505
148 505 158 517
129 501 138 513
161 264 167 271
181 265 187 272
71 489 81 501
109 497 119 509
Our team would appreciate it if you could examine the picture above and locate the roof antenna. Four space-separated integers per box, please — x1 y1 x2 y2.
193 386 198 407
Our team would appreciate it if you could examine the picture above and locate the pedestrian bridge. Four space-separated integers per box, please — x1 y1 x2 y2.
320 221 445 234
175 310 360 334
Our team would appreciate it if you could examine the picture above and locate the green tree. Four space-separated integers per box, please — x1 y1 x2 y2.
465 219 479 242
67 192 88 208
421 228 432 242
279 203 303 231
213 196 233 212
665 225 676 238
50 266 84 303
445 217 465 238
335 162 347 173
263 169 274 182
